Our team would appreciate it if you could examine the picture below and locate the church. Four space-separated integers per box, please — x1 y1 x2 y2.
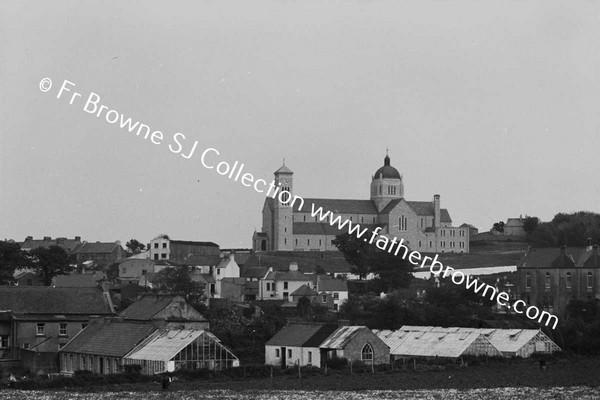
252 153 469 254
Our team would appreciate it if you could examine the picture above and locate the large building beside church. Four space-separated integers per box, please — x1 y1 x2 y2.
252 154 469 254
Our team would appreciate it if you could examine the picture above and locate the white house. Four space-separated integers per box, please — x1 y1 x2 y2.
259 263 312 301
316 276 348 311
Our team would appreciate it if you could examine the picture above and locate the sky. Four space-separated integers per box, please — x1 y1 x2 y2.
1 0 599 248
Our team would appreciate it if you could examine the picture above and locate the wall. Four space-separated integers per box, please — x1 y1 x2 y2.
338 328 389 365
16 319 88 353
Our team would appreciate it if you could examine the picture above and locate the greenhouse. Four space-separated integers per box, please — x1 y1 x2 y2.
123 329 239 375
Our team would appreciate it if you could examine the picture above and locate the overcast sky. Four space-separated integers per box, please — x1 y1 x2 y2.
1 1 599 248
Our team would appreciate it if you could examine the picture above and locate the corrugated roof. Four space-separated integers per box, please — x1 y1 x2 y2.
0 287 113 315
266 322 338 347
61 320 157 357
320 326 364 349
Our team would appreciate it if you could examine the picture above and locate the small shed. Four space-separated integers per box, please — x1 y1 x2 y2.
320 326 389 365
123 329 238 374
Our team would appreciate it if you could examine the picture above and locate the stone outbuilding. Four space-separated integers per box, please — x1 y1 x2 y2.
320 325 389 366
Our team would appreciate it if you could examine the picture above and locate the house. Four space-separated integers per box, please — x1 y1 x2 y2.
59 319 158 375
0 286 114 372
398 326 560 358
320 325 389 365
117 259 179 285
460 223 479 237
315 276 348 311
13 269 42 286
265 322 339 368
119 294 209 330
504 218 525 236
259 262 313 300
122 328 239 374
71 241 125 265
212 253 241 298
517 244 600 313
148 235 220 263
375 328 502 361
20 236 82 253
287 285 334 310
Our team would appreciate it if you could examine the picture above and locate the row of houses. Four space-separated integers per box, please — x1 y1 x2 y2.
264 322 561 369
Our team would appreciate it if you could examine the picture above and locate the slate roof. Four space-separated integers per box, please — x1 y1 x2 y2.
298 199 379 215
290 284 318 297
293 222 382 236
119 295 180 320
170 240 219 247
241 267 269 279
184 254 221 267
52 274 98 288
20 238 82 252
72 242 121 254
519 247 587 269
60 319 157 357
264 270 312 281
0 287 113 315
317 279 348 292
406 201 452 222
266 322 339 347
577 246 600 268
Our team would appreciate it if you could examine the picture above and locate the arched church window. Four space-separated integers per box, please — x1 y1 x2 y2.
361 343 373 361
261 240 267 251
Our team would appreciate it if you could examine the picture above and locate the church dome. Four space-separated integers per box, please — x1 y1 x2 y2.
373 155 401 180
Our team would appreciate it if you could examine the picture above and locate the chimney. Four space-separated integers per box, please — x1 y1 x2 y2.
25 236 33 241
43 236 51 241
57 237 66 245
289 262 298 271
229 252 235 261
75 236 81 242
433 195 441 228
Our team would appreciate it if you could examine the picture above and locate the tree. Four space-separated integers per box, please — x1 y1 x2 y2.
29 245 72 286
125 239 145 254
151 266 205 306
0 241 30 285
523 216 539 234
492 221 505 233
526 212 600 247
333 231 413 290
332 232 371 280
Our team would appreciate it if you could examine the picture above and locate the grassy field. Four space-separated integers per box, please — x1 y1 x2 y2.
1 387 599 400
1 356 598 399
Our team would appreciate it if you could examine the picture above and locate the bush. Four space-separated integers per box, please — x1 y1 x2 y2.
122 364 142 376
326 357 348 370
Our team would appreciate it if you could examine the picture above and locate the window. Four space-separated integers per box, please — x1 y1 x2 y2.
275 348 280 358
587 272 593 290
307 239 310 246
319 239 322 246
399 215 407 231
333 293 339 300
284 282 288 290
322 295 327 303
154 254 158 260
283 292 289 299
142 269 147 275
566 272 572 289
161 253 167 259
284 228 287 233
308 351 312 364
284 238 287 245
0 336 8 349
361 343 373 361
59 323 68 336
154 243 158 248
69 355 74 371
287 349 292 358
295 239 298 246
266 283 271 291
303 215 306 222
525 273 531 289
162 243 167 248
22 343 30 350
361 217 364 223
36 323 45 336
89 356 94 372
333 304 338 311
545 273 551 289
217 269 221 275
